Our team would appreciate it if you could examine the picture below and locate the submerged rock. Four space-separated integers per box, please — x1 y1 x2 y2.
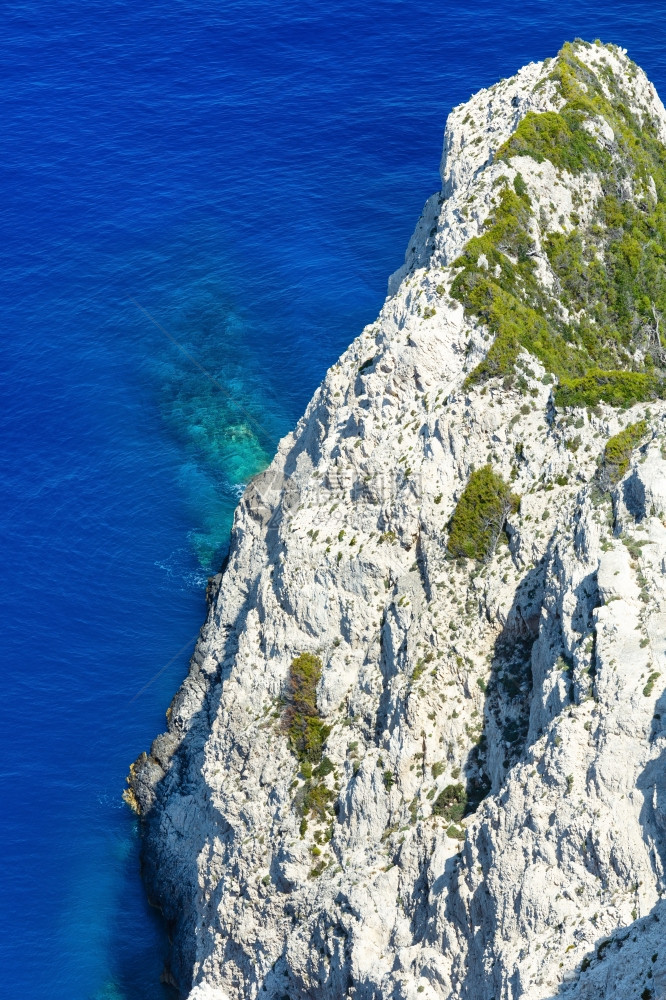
128 40 666 1000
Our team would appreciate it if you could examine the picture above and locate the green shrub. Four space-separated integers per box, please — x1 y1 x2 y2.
513 172 528 197
433 783 467 822
447 466 519 561
309 860 326 879
411 659 425 681
496 108 611 174
283 653 331 764
555 371 660 409
603 420 647 483
644 672 660 697
302 780 334 819
284 654 339 825
313 755 334 778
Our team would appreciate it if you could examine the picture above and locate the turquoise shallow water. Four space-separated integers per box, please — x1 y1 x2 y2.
2 2 666 996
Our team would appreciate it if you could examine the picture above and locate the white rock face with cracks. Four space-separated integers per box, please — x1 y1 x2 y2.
128 42 666 1000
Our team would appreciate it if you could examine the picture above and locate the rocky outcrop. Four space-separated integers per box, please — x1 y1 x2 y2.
128 41 666 1000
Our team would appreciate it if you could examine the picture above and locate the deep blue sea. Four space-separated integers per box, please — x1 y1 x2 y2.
2 2 666 996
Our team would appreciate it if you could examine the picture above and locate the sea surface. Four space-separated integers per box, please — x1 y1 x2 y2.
2 2 666 996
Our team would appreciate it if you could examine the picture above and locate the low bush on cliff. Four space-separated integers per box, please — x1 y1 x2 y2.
447 466 519 562
497 107 611 174
283 653 331 764
555 372 661 409
432 783 467 822
643 671 661 697
603 420 648 483
301 779 335 820
284 653 337 827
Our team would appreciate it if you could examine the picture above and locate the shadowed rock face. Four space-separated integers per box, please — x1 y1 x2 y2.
128 40 666 1000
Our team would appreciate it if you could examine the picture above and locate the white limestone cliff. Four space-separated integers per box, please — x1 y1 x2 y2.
128 41 666 1000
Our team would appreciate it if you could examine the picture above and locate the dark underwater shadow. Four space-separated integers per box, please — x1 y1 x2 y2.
105 820 178 1000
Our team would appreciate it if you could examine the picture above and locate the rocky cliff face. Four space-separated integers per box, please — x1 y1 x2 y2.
128 41 666 1000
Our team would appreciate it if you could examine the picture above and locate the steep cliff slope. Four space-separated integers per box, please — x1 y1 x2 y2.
128 41 666 1000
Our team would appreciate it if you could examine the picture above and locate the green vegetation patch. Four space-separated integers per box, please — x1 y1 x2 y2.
644 671 660 697
283 653 331 763
447 465 519 562
301 780 335 820
283 653 337 827
309 860 326 879
603 419 648 483
452 41 666 406
453 183 611 392
432 783 467 822
555 371 661 409
496 108 611 174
